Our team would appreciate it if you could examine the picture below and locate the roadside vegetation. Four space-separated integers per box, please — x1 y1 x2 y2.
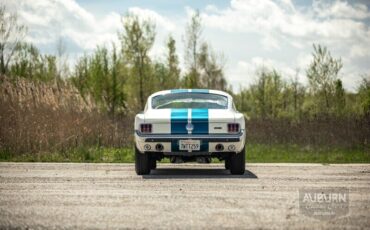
0 5 369 163
1 145 368 164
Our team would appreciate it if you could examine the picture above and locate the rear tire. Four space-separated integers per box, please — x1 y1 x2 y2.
225 158 230 170
135 146 150 175
150 158 157 170
229 146 245 175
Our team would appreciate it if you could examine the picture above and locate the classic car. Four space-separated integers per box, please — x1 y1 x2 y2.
134 89 246 175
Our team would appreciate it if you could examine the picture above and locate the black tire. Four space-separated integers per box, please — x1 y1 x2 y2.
135 146 150 175
225 158 230 170
229 146 245 175
150 158 157 170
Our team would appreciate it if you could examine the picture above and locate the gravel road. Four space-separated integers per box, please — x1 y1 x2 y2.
0 163 369 229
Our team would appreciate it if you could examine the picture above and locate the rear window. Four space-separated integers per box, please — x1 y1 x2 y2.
152 93 228 109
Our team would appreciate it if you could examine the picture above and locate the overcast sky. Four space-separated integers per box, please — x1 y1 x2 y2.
3 0 370 92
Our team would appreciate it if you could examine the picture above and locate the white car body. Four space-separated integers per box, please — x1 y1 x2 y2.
134 89 246 175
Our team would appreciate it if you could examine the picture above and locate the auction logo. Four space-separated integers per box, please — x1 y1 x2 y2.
299 188 349 220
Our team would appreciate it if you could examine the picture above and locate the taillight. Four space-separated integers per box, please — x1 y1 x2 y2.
140 124 152 133
228 123 240 133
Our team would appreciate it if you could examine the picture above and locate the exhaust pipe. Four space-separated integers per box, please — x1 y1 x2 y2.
170 156 184 163
215 144 224 151
197 157 212 163
155 143 164 151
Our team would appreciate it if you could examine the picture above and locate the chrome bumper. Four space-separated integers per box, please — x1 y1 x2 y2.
134 130 246 154
135 130 245 142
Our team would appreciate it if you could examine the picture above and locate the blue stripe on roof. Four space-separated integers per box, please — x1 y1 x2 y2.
170 89 189 93
190 89 209 93
170 89 210 94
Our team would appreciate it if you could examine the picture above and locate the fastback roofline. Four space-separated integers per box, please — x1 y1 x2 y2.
147 89 234 111
149 89 231 98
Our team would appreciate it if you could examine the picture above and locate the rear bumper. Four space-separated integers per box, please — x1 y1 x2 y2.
135 130 246 154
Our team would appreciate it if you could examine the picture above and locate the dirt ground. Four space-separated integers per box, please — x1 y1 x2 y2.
0 163 369 229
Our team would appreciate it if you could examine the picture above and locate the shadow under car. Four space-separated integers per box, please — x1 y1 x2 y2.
142 168 257 179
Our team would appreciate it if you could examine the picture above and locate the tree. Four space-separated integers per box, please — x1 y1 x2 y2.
102 44 126 115
72 54 89 94
119 14 155 110
234 87 253 114
0 5 27 75
56 37 69 81
183 10 202 88
165 35 180 89
71 45 126 115
152 62 169 91
334 79 345 116
198 43 227 90
306 44 343 114
357 76 370 116
249 68 284 118
283 71 306 118
9 42 56 82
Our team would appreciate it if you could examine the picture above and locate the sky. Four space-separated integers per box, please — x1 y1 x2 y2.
3 0 370 92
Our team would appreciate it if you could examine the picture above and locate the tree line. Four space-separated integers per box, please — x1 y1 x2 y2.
235 45 369 119
1 5 369 119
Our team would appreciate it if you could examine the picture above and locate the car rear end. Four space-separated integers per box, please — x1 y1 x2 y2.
134 89 246 175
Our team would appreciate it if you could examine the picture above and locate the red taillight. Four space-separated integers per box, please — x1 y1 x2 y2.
140 124 152 133
228 123 240 133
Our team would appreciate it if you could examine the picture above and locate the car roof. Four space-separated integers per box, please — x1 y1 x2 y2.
149 89 232 98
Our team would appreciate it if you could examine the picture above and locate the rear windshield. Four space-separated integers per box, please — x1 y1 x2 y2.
152 93 228 109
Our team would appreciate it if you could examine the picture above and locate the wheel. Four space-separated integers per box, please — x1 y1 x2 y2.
135 146 150 175
150 158 157 170
225 158 231 170
229 146 245 175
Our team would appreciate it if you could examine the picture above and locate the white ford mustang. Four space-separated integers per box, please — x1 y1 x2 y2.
134 89 246 175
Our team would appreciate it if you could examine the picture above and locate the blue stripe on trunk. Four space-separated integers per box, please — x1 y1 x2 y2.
191 109 209 134
171 109 188 134
170 105 209 152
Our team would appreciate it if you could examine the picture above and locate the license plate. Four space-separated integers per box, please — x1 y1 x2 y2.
179 140 200 151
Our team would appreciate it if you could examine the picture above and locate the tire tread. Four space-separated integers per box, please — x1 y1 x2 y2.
229 146 246 175
135 146 150 175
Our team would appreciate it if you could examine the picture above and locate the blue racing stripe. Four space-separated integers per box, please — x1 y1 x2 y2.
170 89 189 93
170 97 210 152
171 109 188 134
171 108 187 152
199 140 209 152
190 89 209 93
171 140 180 152
191 109 209 134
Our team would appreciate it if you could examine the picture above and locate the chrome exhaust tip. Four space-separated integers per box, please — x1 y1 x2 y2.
215 144 224 151
155 143 164 151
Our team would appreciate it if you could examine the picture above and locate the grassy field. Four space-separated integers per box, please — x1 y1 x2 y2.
246 144 369 163
0 143 368 163
2 76 368 165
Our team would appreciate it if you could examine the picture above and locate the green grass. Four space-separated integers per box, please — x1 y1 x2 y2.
0 147 134 163
246 144 369 163
0 144 369 163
